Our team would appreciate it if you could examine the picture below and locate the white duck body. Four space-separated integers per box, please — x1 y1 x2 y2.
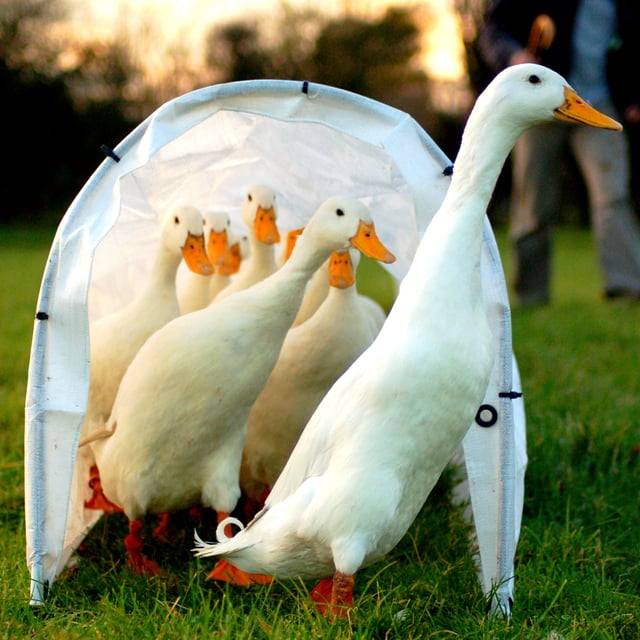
92 196 395 522
81 206 211 458
213 185 280 302
357 292 386 336
240 249 381 501
196 64 622 582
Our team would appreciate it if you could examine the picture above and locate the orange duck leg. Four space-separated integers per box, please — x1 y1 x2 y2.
152 512 175 543
84 465 123 514
310 571 355 619
124 519 163 577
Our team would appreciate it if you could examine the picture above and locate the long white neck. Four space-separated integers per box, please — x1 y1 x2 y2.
143 244 182 295
225 231 343 332
293 260 330 326
248 236 278 273
443 97 521 227
390 96 521 322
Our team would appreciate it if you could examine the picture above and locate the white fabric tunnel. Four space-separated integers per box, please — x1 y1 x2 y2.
24 79 527 614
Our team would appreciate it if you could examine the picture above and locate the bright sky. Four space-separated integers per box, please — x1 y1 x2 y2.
66 0 466 81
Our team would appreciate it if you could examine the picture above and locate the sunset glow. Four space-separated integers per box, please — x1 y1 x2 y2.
69 0 466 81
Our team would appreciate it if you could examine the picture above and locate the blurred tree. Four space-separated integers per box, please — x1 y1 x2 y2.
311 8 421 96
0 0 84 223
206 21 268 81
454 0 493 95
204 4 438 135
0 0 62 71
204 5 325 83
0 0 142 224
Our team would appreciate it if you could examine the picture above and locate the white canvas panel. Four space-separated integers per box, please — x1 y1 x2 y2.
24 79 524 615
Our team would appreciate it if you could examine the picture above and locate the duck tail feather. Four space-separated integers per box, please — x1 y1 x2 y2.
192 516 246 558
216 516 245 542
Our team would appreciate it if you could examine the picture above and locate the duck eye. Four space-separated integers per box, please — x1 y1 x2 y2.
174 215 180 224
248 194 253 202
528 74 541 84
336 208 345 217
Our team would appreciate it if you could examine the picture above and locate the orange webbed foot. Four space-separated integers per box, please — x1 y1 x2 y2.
124 519 162 577
84 465 123 514
207 559 273 586
310 572 354 619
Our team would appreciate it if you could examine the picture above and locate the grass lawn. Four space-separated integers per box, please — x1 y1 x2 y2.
1 224 639 639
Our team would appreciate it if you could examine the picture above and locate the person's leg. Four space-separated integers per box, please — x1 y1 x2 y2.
571 101 640 297
510 123 567 305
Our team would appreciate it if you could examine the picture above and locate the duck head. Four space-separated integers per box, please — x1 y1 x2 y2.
204 211 232 269
162 205 213 275
474 63 621 135
300 196 396 265
241 185 281 245
219 232 250 277
328 249 356 289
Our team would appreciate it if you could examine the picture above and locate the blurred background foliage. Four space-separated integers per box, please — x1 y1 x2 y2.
3 0 637 227
0 0 473 226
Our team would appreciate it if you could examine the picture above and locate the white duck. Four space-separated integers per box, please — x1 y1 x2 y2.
240 248 382 506
92 196 395 575
80 205 211 495
194 64 622 617
178 211 233 314
212 184 280 302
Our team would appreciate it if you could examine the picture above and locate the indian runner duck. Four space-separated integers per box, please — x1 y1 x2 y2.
212 184 280 302
91 195 395 575
178 211 233 314
240 248 382 507
194 64 622 618
80 205 211 498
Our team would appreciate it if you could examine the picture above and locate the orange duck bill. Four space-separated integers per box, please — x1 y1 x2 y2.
218 241 243 276
328 250 355 289
254 205 281 245
554 87 622 130
284 227 305 261
207 228 230 268
182 232 214 275
349 219 396 264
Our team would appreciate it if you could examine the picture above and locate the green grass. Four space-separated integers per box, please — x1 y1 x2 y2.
1 224 639 638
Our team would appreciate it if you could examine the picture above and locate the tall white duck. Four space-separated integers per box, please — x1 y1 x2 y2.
80 205 212 504
194 64 622 617
91 195 395 575
178 211 233 314
240 248 382 507
212 184 280 302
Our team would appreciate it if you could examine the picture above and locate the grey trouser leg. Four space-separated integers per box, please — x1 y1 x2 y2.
510 122 568 305
570 101 640 293
509 101 640 303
